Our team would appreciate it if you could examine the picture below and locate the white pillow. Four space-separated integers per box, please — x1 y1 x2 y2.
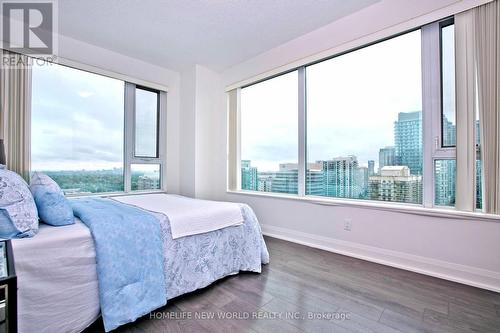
0 169 39 238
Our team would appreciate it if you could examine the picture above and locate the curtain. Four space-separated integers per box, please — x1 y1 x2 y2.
475 0 500 214
0 49 32 180
454 10 477 212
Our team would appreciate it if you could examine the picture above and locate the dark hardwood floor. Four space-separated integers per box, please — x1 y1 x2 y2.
85 236 500 333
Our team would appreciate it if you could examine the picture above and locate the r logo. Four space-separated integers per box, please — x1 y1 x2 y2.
1 1 54 54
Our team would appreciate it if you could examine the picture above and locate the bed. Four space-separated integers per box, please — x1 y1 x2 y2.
11 193 269 333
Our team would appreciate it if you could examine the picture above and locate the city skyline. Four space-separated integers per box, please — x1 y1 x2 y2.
241 30 422 172
242 110 424 204
243 110 423 174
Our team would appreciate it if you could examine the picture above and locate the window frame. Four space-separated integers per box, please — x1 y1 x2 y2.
125 82 167 193
133 85 161 159
439 17 456 149
227 17 495 219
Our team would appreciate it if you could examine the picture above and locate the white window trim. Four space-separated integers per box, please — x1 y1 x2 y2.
125 82 167 193
297 67 306 197
227 18 492 219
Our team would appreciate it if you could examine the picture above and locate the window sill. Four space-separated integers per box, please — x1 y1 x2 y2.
67 190 166 199
226 190 500 223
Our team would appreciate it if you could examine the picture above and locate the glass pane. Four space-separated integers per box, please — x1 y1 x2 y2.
441 24 456 147
306 30 423 204
240 71 298 194
434 160 456 206
131 164 161 191
135 88 158 157
31 63 125 195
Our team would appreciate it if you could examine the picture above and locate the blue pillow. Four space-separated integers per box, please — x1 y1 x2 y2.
30 172 74 226
0 169 39 238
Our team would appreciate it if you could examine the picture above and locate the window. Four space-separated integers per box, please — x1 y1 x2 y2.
31 63 125 194
240 71 298 194
135 87 159 158
435 20 483 211
232 17 486 213
441 21 456 147
31 62 166 195
306 30 422 204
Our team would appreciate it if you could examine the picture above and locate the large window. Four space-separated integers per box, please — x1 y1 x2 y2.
306 30 422 204
31 62 165 195
135 87 159 158
240 71 298 194
31 63 125 194
234 18 485 212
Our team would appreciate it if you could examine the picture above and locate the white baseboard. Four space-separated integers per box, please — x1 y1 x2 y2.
262 224 500 293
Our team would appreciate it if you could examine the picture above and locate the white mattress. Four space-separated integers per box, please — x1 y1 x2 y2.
12 220 100 333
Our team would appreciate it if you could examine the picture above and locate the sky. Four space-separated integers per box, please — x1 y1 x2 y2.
441 24 456 145
31 62 125 171
241 30 423 172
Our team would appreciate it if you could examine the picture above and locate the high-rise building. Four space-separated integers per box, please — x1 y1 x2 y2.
442 115 456 146
379 146 396 171
241 160 258 190
306 162 324 196
368 160 375 176
368 166 422 203
394 111 422 175
434 160 456 206
257 173 274 192
322 156 358 198
251 162 324 195
271 164 298 193
354 166 368 199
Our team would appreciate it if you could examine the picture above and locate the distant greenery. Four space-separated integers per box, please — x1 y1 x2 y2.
44 169 125 194
40 169 159 194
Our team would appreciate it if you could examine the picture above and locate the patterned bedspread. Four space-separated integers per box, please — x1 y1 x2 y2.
73 196 269 331
154 203 270 300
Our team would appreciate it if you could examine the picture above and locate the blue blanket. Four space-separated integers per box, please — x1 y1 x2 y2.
71 198 166 332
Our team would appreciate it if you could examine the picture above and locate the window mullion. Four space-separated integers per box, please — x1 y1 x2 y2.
159 91 167 191
124 82 135 193
298 67 306 197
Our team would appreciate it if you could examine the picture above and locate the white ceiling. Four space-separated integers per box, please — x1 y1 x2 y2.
58 0 379 72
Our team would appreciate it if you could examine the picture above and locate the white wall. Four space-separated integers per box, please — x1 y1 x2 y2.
179 65 223 198
56 34 182 194
191 0 500 291
179 66 197 197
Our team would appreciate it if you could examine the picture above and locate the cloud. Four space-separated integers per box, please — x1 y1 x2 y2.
31 63 125 171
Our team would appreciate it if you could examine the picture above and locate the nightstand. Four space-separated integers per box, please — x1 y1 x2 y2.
0 241 16 333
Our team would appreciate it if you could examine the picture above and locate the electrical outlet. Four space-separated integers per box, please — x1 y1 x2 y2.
344 218 352 231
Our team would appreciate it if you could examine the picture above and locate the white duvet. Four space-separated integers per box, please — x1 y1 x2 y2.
12 220 100 333
113 193 244 239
